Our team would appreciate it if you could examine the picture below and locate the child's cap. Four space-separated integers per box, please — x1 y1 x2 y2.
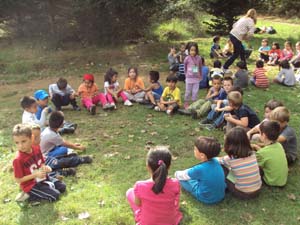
34 90 49 100
83 74 94 82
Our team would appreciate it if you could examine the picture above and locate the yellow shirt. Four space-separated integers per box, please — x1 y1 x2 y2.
161 87 181 106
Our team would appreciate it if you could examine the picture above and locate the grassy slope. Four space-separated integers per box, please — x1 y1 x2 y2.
0 18 300 225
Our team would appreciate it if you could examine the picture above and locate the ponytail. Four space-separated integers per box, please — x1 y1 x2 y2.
152 160 168 194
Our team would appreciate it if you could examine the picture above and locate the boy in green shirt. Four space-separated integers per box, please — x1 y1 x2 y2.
254 121 288 187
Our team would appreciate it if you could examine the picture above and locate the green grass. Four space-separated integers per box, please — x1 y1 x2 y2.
0 17 300 225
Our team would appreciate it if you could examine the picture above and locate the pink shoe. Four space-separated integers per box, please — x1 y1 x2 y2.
184 102 189 109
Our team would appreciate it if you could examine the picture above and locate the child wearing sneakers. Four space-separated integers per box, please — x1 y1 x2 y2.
270 106 297 165
255 121 288 187
175 136 226 204
21 96 50 129
154 75 181 115
77 73 112 115
104 68 132 109
12 123 66 202
49 77 80 111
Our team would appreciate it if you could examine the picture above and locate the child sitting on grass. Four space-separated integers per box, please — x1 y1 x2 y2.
139 70 163 108
40 111 88 159
267 42 282 65
49 77 80 111
273 60 296 87
258 39 271 62
123 67 145 102
234 61 249 89
12 123 66 202
21 96 50 129
224 91 260 133
251 60 269 88
126 146 182 225
254 121 288 187
175 136 226 204
154 75 181 115
270 106 297 165
104 68 132 109
218 127 261 199
77 73 112 115
247 99 283 141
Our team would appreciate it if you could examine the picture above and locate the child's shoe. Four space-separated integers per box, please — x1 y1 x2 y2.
166 109 172 115
80 156 93 164
15 191 30 202
58 168 77 176
103 103 114 110
89 104 96 115
110 103 117 109
73 105 81 111
154 106 161 111
124 100 133 106
178 108 191 115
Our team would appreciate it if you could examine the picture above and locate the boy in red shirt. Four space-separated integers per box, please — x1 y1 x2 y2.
13 124 66 202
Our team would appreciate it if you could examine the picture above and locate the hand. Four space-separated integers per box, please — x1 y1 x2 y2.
41 165 52 173
75 143 86 151
35 169 46 179
113 94 118 99
43 107 50 113
251 143 261 151
215 107 221 112
247 131 251 140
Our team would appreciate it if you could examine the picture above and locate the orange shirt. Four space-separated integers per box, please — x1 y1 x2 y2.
78 83 99 99
123 77 145 92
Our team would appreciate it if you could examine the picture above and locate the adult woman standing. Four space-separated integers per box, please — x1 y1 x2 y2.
223 9 257 71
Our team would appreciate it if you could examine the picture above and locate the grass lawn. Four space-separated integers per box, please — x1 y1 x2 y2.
0 17 300 225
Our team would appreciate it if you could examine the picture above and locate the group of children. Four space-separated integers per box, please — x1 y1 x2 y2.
11 38 298 223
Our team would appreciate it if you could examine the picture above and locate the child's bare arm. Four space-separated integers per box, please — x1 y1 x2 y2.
277 135 286 144
15 170 46 184
63 140 86 151
225 115 248 127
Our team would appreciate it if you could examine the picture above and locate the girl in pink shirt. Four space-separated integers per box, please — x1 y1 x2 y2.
126 146 183 225
280 41 294 62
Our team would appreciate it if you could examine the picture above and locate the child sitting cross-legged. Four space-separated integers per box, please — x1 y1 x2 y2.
273 60 296 87
178 75 226 119
175 136 226 204
123 67 146 103
250 60 269 88
253 121 288 187
154 75 181 115
218 127 262 199
233 61 249 89
126 146 182 225
12 123 66 203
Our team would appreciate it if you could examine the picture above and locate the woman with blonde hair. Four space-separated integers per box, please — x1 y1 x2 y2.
223 9 257 71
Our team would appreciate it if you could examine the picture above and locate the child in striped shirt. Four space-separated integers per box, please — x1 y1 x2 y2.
251 60 269 88
218 127 262 199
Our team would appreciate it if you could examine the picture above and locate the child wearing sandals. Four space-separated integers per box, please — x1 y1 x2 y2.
126 146 182 225
77 74 112 115
218 127 261 199
104 68 132 109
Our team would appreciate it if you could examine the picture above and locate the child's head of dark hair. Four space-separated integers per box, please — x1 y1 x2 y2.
57 78 68 90
262 38 268 44
223 76 234 85
213 60 222 68
194 136 221 160
213 35 220 43
256 60 264 68
149 71 160 83
128 67 138 76
20 96 36 109
166 74 178 83
49 111 64 129
259 121 280 141
187 42 199 55
236 61 247 69
212 75 223 82
12 124 32 138
228 91 243 107
264 99 283 110
279 60 290 69
270 106 290 123
147 146 172 194
284 41 292 48
272 42 280 49
224 127 252 158
105 68 118 84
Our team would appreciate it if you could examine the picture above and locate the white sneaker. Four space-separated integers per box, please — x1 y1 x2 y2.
124 100 133 106
166 110 172 115
15 191 30 202
154 106 161 111
110 103 117 109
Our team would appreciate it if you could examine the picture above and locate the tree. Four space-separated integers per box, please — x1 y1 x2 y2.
195 0 251 35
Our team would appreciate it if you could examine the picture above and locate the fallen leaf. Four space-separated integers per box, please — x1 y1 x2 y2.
150 132 158 136
146 140 154 145
287 193 296 201
98 200 105 207
164 136 169 140
128 134 134 138
3 198 11 203
240 212 253 222
140 129 147 133
147 122 153 126
172 156 178 161
61 216 70 221
78 212 90 220
104 152 119 157
128 139 133 143
110 145 119 148
103 133 110 138
194 128 200 132
124 155 131 160
181 200 187 205
189 132 196 136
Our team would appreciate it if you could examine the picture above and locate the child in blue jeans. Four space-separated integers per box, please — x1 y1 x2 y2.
175 136 226 204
